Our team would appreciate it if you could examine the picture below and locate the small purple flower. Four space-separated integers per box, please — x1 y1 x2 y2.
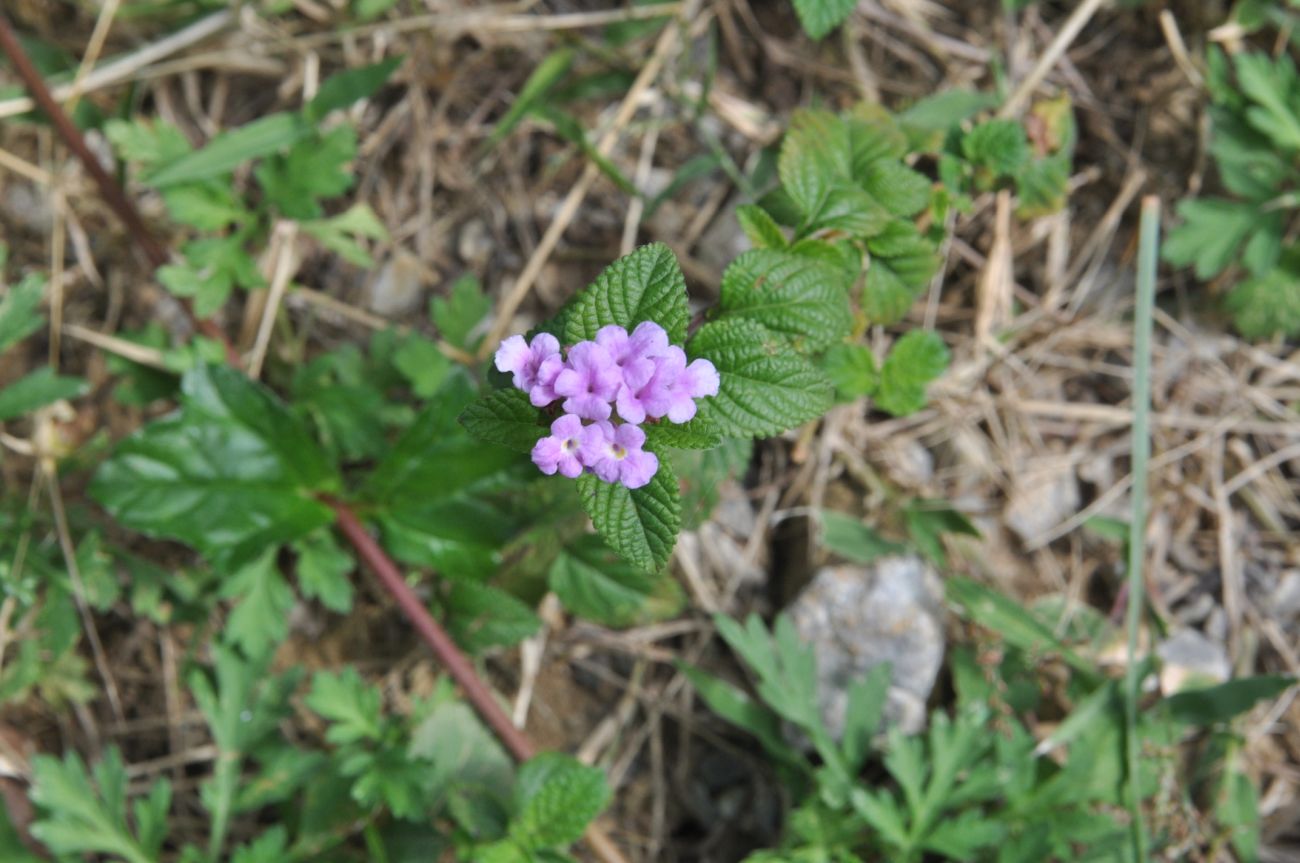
589 421 659 489
596 322 669 392
616 348 720 424
528 355 566 406
554 341 622 420
495 333 562 394
531 414 601 478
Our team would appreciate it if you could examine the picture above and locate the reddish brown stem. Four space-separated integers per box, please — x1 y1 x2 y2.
0 13 237 364
329 499 537 763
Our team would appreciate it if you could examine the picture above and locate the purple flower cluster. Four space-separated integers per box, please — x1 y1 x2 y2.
495 322 720 489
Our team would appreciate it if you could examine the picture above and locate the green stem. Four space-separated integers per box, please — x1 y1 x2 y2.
1124 196 1160 862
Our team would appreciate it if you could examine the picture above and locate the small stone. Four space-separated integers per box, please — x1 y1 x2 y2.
457 218 491 268
1004 462 1080 545
364 251 424 316
1157 629 1230 695
786 557 945 737
1269 570 1300 620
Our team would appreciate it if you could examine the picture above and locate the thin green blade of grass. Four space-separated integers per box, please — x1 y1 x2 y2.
1124 195 1161 861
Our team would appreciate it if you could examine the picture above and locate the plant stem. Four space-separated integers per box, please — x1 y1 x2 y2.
328 499 536 761
0 13 238 364
1124 195 1160 862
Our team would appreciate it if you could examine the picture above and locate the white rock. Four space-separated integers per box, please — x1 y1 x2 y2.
786 557 945 737
1157 629 1230 695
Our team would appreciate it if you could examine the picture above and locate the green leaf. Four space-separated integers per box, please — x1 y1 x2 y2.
1163 198 1261 279
841 663 891 770
736 203 788 249
91 364 337 570
1163 675 1294 725
512 753 609 849
577 458 681 574
679 664 801 765
0 368 86 420
897 89 999 139
549 535 684 627
1236 52 1300 150
820 510 904 564
433 274 492 351
946 576 1099 680
717 249 852 351
1015 152 1072 218
160 234 264 317
779 110 850 222
688 319 833 438
962 119 1029 177
1227 268 1300 339
563 243 690 346
445 579 542 653
821 342 878 402
161 181 250 230
903 499 979 567
29 748 155 863
862 226 938 326
642 414 724 450
306 667 384 744
221 550 294 657
393 334 453 398
148 112 309 186
232 827 289 863
483 49 575 151
0 274 44 353
861 161 932 217
459 388 548 454
294 529 355 613
104 117 190 170
875 330 949 416
255 125 358 219
305 56 403 123
299 202 388 267
791 0 857 39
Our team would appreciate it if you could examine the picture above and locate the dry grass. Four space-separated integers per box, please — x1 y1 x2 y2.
1 0 1298 859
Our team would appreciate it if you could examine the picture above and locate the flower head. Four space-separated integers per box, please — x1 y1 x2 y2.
554 341 622 420
531 414 601 478
588 421 659 489
495 333 562 394
596 321 670 392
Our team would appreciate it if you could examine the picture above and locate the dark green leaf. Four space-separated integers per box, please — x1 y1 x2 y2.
549 535 684 627
1163 675 1294 725
861 161 932 217
688 319 833 438
483 49 575 151
577 459 681 574
459 388 548 454
563 243 690 346
255 125 358 219
642 414 724 450
91 364 337 569
1227 268 1300 339
962 119 1029 176
445 579 541 653
221 550 294 657
294 529 355 613
305 56 403 123
736 204 788 249
717 249 852 350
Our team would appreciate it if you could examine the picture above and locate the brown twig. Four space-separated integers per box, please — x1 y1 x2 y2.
329 499 536 762
0 12 237 362
330 500 633 863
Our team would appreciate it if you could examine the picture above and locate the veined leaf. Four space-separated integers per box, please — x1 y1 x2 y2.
688 319 832 438
549 535 684 627
642 414 723 450
875 330 949 417
90 364 337 569
736 204 788 249
717 249 852 350
1163 198 1261 280
148 112 309 186
577 459 681 574
511 754 609 849
1163 675 1294 725
459 388 548 454
564 243 690 346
